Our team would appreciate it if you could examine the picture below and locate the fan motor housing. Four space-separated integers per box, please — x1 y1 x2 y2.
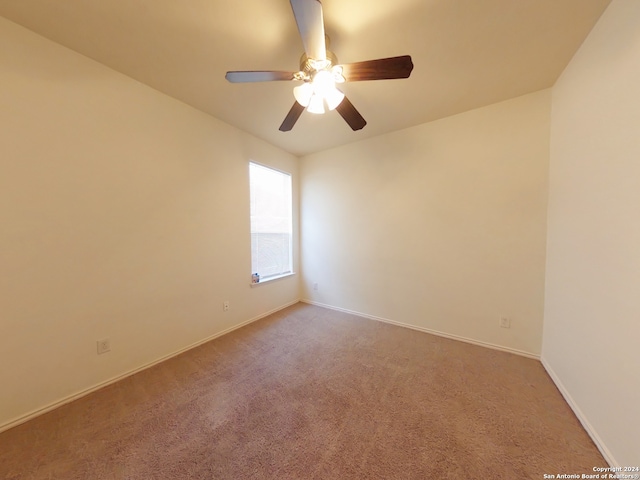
299 50 338 74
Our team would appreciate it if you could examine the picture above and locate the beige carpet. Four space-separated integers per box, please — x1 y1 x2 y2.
0 303 606 479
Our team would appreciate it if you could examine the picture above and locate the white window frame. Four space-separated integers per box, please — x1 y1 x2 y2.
249 162 294 285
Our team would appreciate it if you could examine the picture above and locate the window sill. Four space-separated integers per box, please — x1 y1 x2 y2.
250 272 296 287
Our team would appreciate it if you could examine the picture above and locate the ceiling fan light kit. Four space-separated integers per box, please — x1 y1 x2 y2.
225 0 414 132
293 68 345 114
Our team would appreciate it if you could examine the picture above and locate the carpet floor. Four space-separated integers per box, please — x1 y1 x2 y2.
0 302 606 479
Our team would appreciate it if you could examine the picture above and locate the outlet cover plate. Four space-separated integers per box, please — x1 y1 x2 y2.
97 339 111 354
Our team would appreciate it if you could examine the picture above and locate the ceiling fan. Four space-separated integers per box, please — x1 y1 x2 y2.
225 0 414 132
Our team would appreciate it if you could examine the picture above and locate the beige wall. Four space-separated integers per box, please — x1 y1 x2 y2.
543 0 640 466
300 90 550 356
0 17 299 430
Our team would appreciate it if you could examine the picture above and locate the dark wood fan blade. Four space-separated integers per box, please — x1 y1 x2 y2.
225 71 296 83
339 55 414 82
279 102 305 131
335 96 366 131
290 0 326 62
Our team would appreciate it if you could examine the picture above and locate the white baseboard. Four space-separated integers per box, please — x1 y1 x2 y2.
0 299 299 434
540 357 617 468
302 299 540 360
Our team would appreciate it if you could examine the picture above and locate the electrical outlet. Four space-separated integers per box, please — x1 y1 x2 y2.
97 339 111 354
313 283 318 291
500 317 511 329
223 301 230 312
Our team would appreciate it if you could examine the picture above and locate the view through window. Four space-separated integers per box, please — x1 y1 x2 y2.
249 162 292 281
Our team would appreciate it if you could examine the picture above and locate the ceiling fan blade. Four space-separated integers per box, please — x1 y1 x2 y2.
335 96 366 131
225 71 296 83
339 55 414 82
279 102 306 132
290 0 326 62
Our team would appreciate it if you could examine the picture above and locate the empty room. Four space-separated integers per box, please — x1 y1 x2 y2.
1 0 638 478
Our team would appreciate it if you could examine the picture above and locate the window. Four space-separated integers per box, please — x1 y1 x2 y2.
249 162 293 281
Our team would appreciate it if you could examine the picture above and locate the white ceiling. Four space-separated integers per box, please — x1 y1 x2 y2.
0 0 611 156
